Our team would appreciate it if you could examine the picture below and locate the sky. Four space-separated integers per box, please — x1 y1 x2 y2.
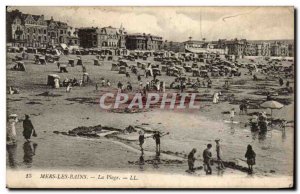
8 6 294 42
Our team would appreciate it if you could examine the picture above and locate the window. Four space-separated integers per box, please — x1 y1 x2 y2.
44 29 46 34
74 40 77 44
60 30 63 34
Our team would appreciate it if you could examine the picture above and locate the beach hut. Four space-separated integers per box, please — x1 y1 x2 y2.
94 59 101 66
77 59 83 66
192 69 200 77
59 65 68 73
111 63 119 71
39 57 47 65
68 59 75 67
119 66 127 74
47 74 60 86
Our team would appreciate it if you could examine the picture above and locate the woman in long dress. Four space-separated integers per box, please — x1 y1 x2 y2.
23 115 35 142
54 78 60 89
7 114 18 144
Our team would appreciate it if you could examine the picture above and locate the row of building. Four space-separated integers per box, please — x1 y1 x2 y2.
7 9 294 57
163 39 294 57
216 39 293 57
7 9 80 48
7 9 163 51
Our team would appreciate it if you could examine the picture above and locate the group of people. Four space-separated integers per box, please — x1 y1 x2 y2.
188 140 256 175
250 111 268 133
7 114 37 144
138 130 169 155
95 78 111 91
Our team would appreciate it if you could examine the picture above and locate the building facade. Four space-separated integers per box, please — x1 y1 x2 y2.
46 17 69 46
78 25 126 49
78 27 98 48
162 41 185 52
256 42 271 56
125 33 163 50
66 26 79 46
225 39 247 57
7 9 48 47
270 41 289 57
7 9 80 48
97 26 126 48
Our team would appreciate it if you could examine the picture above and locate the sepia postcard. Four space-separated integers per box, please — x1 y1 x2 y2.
6 6 295 189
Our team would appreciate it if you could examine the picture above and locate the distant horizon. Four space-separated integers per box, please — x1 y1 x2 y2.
7 6 294 42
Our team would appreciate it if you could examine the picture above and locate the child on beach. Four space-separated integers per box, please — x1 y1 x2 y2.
215 139 225 170
203 144 213 175
188 148 197 172
139 130 145 153
245 144 256 173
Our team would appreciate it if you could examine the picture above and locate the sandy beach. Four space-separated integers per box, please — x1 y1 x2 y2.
6 52 294 179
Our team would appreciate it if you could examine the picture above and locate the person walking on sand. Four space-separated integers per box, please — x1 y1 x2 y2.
7 114 18 144
188 148 197 172
245 145 256 173
230 108 235 122
139 130 145 153
23 115 36 142
203 144 213 175
215 139 225 169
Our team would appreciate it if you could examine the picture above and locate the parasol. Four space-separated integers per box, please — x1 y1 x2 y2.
260 100 284 117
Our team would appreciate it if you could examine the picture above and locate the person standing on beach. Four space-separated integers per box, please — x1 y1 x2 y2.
54 78 59 89
66 83 72 93
139 130 145 153
213 92 219 104
23 115 36 142
188 148 197 172
95 83 98 91
203 144 213 175
245 145 256 173
153 131 161 154
7 114 18 144
230 108 235 122
279 77 284 86
215 139 225 170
